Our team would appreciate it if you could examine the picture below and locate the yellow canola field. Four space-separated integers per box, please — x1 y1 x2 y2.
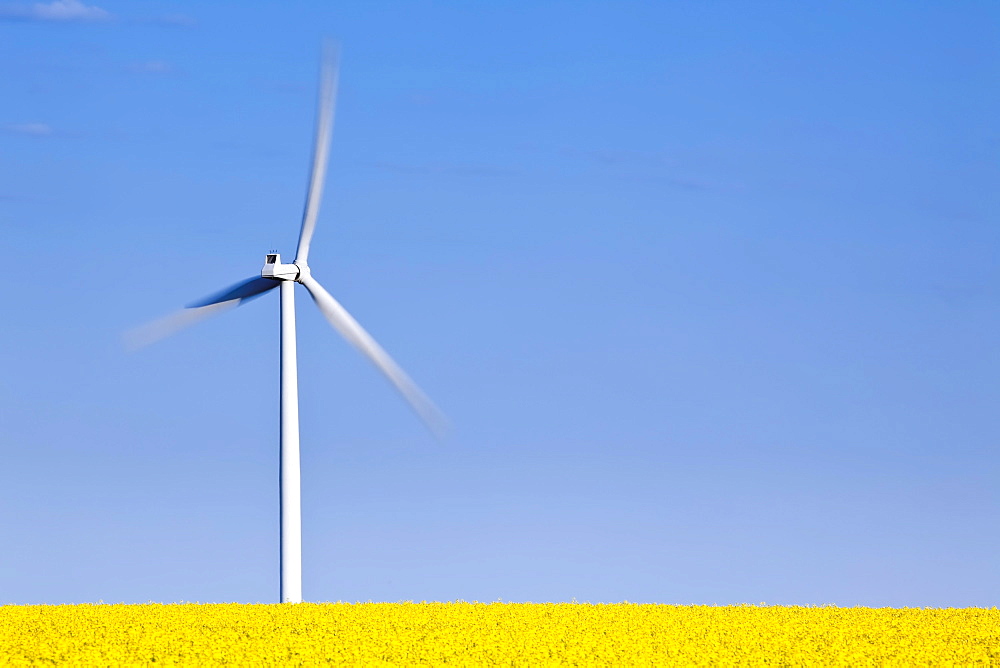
1 602 998 666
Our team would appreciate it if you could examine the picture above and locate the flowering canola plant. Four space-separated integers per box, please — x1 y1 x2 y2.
1 602 997 665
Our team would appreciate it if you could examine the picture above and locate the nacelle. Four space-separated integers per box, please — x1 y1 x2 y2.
261 253 300 281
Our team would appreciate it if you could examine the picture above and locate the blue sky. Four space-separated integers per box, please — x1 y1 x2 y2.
1 0 997 606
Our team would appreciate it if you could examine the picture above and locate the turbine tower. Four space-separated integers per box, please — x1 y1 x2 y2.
127 46 445 604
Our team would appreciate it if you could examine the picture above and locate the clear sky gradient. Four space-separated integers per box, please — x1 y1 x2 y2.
1 1 997 606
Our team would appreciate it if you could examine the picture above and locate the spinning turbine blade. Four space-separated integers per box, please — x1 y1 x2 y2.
187 276 280 308
295 42 339 265
125 276 279 350
299 274 447 436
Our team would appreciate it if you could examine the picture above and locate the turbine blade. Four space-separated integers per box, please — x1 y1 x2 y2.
295 42 339 265
124 276 279 350
299 274 447 437
187 276 280 308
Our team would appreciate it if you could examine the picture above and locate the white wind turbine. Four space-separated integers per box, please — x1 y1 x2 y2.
127 47 446 604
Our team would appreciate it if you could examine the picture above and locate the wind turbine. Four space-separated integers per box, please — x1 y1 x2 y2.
127 47 445 604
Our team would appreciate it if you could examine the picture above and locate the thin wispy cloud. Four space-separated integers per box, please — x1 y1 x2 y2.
263 80 309 95
4 122 53 136
0 0 110 22
369 161 517 178
150 13 195 27
556 146 674 169
628 174 716 191
126 60 174 75
525 144 731 192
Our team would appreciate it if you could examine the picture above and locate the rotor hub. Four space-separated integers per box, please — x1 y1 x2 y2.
294 262 311 283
